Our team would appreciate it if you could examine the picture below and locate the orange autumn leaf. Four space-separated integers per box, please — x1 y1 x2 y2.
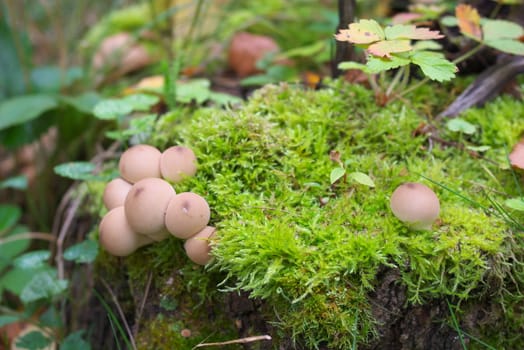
455 4 482 41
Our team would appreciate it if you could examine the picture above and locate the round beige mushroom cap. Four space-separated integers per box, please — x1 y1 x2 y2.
124 178 175 235
99 206 154 256
119 144 162 183
184 226 216 265
165 192 211 239
103 177 132 210
390 182 440 230
160 146 197 183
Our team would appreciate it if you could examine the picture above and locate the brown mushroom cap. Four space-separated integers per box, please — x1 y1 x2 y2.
160 146 197 183
184 226 216 265
165 192 211 239
390 182 440 230
103 177 133 210
124 178 175 235
119 144 162 183
99 206 154 256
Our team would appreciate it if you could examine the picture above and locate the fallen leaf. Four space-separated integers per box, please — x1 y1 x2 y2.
509 141 524 169
228 32 280 78
455 4 482 41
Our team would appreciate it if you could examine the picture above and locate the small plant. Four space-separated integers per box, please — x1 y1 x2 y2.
335 4 524 105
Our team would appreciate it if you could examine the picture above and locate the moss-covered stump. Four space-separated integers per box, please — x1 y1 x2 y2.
93 81 524 349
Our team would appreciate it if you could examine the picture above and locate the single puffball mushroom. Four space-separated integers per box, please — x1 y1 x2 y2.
146 228 171 242
124 178 175 236
184 226 216 265
165 192 211 239
99 206 154 256
119 144 162 183
390 182 440 230
103 177 132 210
160 146 197 183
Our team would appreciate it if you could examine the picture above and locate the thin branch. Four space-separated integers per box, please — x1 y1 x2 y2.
194 335 272 348
134 270 153 336
101 278 138 350
0 232 55 245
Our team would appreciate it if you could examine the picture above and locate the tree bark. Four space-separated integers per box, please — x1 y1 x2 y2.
332 0 356 78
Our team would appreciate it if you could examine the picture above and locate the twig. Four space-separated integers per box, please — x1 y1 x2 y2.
194 335 272 348
0 232 56 245
101 278 138 350
134 270 153 336
55 195 83 280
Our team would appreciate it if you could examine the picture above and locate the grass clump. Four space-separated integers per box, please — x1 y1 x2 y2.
144 81 524 348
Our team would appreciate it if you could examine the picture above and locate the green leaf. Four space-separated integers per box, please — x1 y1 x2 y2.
176 79 211 104
13 250 51 269
338 61 370 73
208 92 243 106
348 172 375 187
280 40 326 58
0 175 28 190
330 167 346 184
441 16 458 27
60 92 101 114
122 93 160 112
15 330 52 350
366 54 411 73
93 99 133 120
53 161 96 180
39 306 63 328
0 267 52 297
64 240 99 263
482 19 524 41
0 95 58 131
61 330 91 350
504 197 524 211
0 315 22 327
20 270 68 304
0 224 30 272
446 118 477 135
0 204 21 233
410 51 457 82
412 40 443 51
484 39 524 56
384 25 443 40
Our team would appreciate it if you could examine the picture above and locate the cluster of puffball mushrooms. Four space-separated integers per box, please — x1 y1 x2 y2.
99 144 215 265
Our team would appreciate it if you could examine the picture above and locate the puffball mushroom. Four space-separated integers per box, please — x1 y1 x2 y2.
165 192 211 239
119 144 162 183
124 178 175 236
160 146 197 183
99 206 154 256
184 226 216 265
390 182 440 230
103 177 132 210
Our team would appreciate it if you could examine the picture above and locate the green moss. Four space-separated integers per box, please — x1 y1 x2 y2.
93 80 524 349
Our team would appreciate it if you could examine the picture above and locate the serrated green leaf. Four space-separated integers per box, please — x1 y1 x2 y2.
366 54 411 73
484 39 524 55
504 197 524 211
15 330 52 350
61 330 91 350
446 118 477 135
330 167 346 184
0 175 28 190
64 240 99 263
0 266 52 296
385 24 443 40
337 61 371 73
410 51 457 81
482 19 524 41
20 270 68 304
122 93 160 112
0 95 58 131
13 250 51 269
93 99 133 120
348 172 375 187
53 161 96 181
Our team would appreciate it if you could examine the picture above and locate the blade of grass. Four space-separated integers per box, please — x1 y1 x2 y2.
446 299 467 350
93 289 135 350
351 309 359 350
